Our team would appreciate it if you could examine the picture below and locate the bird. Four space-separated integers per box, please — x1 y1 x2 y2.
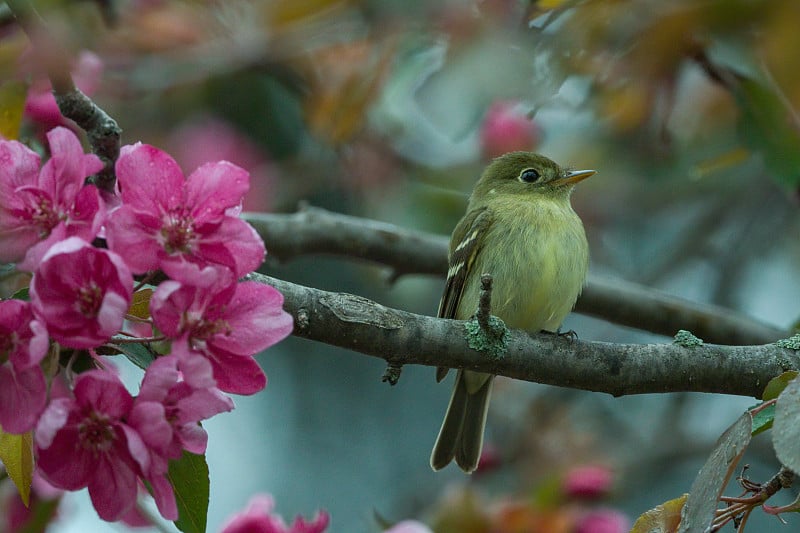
430 151 595 473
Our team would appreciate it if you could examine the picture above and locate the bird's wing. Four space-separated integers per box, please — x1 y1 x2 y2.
436 207 493 381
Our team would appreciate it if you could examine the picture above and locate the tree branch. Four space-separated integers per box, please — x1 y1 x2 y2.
244 207 788 345
250 272 800 398
5 0 121 193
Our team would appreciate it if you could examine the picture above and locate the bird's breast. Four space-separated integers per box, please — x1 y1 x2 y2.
457 199 589 332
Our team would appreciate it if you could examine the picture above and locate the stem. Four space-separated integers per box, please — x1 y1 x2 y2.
110 335 166 344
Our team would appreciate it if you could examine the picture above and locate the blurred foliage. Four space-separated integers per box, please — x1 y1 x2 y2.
0 80 26 139
3 0 800 531
3 0 799 215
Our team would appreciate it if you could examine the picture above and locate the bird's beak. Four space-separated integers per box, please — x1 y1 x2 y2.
554 169 596 187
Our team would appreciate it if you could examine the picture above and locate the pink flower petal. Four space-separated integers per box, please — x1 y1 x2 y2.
148 473 178 521
186 161 249 223
34 398 72 449
38 127 103 200
115 143 185 211
175 388 234 432
87 451 139 521
221 495 330 533
36 424 93 490
69 183 105 240
205 349 267 395
195 216 265 276
176 422 209 455
149 281 188 337
211 282 292 356
129 401 172 452
105 206 163 273
0 364 47 433
137 356 181 403
0 139 40 194
0 299 48 369
73 371 133 419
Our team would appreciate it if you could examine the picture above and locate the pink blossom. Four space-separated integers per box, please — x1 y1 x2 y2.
35 370 149 522
563 465 614 500
0 127 105 269
150 275 292 395
574 508 630 533
383 520 434 533
24 51 104 132
221 494 330 533
128 354 233 519
30 237 132 349
105 142 265 277
480 100 542 160
134 354 233 454
0 299 49 433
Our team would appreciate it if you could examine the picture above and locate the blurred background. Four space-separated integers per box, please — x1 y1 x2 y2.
2 0 800 531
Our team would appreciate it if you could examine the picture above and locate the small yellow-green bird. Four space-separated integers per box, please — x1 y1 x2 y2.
430 151 595 473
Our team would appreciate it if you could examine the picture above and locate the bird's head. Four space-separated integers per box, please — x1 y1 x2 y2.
472 152 595 203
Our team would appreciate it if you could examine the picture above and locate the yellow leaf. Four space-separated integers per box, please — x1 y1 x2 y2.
128 288 153 319
0 429 35 507
264 0 350 27
630 494 687 533
0 80 28 141
303 39 396 145
537 0 571 9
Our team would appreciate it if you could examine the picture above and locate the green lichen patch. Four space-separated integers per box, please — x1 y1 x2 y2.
775 334 800 350
673 329 704 347
464 316 509 360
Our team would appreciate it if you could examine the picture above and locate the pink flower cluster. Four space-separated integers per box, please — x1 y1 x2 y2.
221 494 330 533
0 127 293 522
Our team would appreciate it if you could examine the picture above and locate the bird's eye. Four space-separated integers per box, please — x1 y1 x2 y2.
518 168 541 183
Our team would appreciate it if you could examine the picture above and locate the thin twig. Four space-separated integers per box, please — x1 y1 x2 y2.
713 466 796 530
476 274 493 333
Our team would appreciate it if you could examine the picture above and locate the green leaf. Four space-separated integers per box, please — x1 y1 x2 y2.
116 342 156 371
0 80 27 140
773 377 800 474
10 286 29 301
169 451 209 533
0 429 34 506
678 412 752 533
763 371 799 400
750 403 775 436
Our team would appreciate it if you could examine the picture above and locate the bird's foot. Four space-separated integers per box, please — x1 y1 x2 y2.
540 328 578 341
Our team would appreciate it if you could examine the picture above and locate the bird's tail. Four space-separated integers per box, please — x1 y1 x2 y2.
430 370 494 473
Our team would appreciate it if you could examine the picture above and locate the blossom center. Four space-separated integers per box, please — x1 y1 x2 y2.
193 317 231 340
77 283 103 317
30 196 63 238
78 411 116 453
161 212 196 254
